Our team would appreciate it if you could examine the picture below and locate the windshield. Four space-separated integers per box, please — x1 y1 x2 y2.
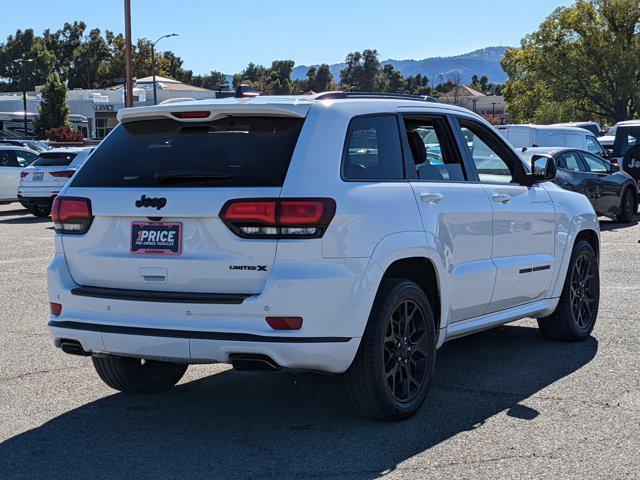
72 116 304 188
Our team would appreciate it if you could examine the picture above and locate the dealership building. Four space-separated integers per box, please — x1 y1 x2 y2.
0 76 216 139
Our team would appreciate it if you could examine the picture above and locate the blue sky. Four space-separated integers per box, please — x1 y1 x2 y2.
2 0 573 74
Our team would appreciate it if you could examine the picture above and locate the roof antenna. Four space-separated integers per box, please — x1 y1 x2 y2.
234 84 260 98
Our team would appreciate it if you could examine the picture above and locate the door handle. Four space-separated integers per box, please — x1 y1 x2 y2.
492 193 511 204
421 193 444 205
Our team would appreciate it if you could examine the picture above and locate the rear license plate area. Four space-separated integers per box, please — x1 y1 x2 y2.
131 222 182 255
32 172 43 182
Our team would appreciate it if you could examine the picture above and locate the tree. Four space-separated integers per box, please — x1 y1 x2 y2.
502 0 640 123
383 64 405 93
0 29 54 91
33 72 70 137
43 21 86 81
405 74 431 96
264 60 295 94
305 64 335 92
339 49 387 91
67 28 111 88
190 70 228 89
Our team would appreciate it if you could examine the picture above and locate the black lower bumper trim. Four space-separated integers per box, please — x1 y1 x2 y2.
71 285 251 304
17 195 56 208
48 320 352 344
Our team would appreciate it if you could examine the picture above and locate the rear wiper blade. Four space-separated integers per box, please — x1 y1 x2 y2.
153 170 235 183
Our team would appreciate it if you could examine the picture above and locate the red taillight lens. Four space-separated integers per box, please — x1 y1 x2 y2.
50 302 62 316
171 111 211 119
279 201 327 224
266 317 303 330
51 197 94 235
223 201 277 224
220 198 335 239
20 171 28 178
50 170 75 178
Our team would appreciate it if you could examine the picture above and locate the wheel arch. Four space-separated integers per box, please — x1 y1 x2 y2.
551 213 600 298
379 257 442 333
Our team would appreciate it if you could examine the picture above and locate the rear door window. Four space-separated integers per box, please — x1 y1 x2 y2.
342 115 404 181
33 152 78 167
72 117 304 188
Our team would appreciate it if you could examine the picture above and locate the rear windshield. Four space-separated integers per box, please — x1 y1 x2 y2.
71 116 304 188
33 152 78 167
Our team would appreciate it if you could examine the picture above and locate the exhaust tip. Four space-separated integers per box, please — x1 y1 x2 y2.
229 353 281 372
59 339 90 356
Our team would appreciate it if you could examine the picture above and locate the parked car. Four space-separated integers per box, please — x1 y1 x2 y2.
552 121 603 137
496 124 606 156
18 147 93 216
47 93 600 420
520 147 637 222
0 139 52 153
608 121 640 192
0 145 39 204
597 120 640 157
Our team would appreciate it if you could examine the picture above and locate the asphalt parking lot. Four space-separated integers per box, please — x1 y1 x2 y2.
0 203 638 480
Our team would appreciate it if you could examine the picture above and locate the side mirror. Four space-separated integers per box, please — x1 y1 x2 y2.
610 162 620 172
524 154 557 185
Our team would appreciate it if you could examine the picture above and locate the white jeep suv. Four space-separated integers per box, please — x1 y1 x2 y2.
47 92 600 420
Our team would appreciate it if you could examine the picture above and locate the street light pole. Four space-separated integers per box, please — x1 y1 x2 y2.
14 58 33 136
124 0 134 108
151 33 178 105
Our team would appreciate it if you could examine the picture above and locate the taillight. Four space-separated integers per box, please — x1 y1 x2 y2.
50 170 75 178
51 197 94 235
20 171 28 178
220 198 336 239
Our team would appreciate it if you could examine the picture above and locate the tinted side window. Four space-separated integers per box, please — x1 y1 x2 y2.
343 115 404 181
0 151 19 167
582 152 609 173
560 152 585 172
458 119 521 184
403 116 466 181
15 151 37 166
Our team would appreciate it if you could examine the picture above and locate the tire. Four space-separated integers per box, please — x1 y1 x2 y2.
92 355 188 394
616 188 635 223
339 278 437 421
537 240 599 342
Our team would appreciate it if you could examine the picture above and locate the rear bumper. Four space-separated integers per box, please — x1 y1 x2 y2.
17 194 56 208
47 253 382 373
49 319 359 373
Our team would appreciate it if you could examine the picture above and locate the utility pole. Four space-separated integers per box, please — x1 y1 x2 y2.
124 0 134 107
14 58 33 136
151 33 178 105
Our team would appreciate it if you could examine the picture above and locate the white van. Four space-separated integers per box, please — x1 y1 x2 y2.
496 125 606 156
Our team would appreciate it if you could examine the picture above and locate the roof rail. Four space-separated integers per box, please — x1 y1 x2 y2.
313 91 438 102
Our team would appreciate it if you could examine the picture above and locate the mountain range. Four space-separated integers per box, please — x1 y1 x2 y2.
289 46 510 86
